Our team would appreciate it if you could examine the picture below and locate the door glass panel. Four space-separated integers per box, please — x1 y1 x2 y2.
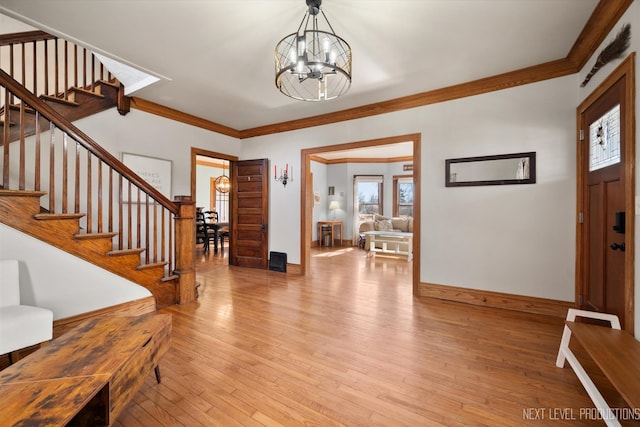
589 104 620 171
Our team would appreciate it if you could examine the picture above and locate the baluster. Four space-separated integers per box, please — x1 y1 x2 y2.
74 141 80 213
161 208 166 262
21 42 26 90
86 151 92 232
49 124 56 212
44 39 49 95
2 87 9 187
152 200 158 263
63 40 68 100
54 39 59 96
97 159 103 233
19 101 25 190
34 112 41 191
73 44 78 88
118 174 124 250
82 47 87 89
127 181 133 249
109 168 113 232
145 194 151 264
32 42 37 95
62 133 68 213
168 216 174 273
9 44 14 103
9 43 14 78
136 188 141 252
90 52 95 92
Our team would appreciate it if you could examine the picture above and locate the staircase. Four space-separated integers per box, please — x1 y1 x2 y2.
0 31 195 309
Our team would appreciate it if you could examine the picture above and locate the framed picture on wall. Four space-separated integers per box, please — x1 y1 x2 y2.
122 153 172 201
314 191 321 207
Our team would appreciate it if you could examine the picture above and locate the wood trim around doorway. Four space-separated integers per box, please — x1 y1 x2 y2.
190 147 238 200
576 52 635 334
300 133 421 295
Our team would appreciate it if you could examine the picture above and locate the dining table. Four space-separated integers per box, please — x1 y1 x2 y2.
205 221 229 253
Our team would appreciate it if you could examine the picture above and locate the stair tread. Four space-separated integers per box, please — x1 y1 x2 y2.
34 212 85 220
108 248 145 256
160 274 179 282
40 94 80 107
137 262 169 271
0 190 47 198
71 86 105 99
74 232 118 240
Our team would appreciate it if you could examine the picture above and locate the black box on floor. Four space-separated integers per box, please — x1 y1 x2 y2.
269 251 287 272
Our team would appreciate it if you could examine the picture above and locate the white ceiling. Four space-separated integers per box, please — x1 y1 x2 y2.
0 0 598 132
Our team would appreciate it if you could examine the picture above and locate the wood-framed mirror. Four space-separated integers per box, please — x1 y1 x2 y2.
445 152 536 187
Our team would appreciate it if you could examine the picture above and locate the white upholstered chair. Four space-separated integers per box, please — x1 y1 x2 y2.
0 259 53 364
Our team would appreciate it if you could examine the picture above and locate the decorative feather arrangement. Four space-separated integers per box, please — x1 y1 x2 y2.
581 23 631 87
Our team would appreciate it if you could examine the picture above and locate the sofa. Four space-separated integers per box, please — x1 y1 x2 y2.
358 215 413 248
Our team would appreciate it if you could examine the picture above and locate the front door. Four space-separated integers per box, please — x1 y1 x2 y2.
578 61 633 330
229 159 269 268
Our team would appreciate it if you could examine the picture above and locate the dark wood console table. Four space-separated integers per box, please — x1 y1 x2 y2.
0 314 171 426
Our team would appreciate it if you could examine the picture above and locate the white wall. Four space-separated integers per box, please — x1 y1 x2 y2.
577 2 640 337
74 108 241 199
0 224 151 319
241 75 577 302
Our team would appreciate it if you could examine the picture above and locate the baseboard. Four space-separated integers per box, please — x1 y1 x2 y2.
286 263 302 274
53 296 157 338
420 282 575 318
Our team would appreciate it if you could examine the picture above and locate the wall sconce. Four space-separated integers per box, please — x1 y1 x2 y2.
274 163 293 187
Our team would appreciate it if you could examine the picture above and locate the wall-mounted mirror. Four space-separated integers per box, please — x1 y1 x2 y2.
445 152 536 187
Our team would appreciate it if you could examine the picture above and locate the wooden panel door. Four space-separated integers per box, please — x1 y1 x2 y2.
230 159 269 269
581 77 627 326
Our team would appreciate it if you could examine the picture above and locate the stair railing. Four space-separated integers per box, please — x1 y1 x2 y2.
0 30 113 103
0 68 195 304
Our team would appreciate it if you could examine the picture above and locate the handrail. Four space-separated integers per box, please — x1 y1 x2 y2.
0 68 177 213
0 30 56 46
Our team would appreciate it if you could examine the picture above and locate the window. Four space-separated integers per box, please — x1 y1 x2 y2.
589 104 621 171
354 175 383 220
393 176 413 217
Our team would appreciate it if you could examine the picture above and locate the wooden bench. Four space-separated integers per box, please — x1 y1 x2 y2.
556 309 640 426
0 314 171 426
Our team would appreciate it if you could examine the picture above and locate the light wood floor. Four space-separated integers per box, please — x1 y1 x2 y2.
112 246 631 426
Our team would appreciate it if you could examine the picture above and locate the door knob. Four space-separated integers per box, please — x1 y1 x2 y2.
610 242 626 252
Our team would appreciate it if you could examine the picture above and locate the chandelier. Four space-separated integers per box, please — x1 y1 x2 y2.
275 0 352 101
215 163 230 194
215 175 230 193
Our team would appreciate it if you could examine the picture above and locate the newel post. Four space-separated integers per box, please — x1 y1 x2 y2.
173 195 196 304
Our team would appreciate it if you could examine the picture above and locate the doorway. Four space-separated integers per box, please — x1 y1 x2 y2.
300 133 421 295
576 54 635 333
190 148 238 259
